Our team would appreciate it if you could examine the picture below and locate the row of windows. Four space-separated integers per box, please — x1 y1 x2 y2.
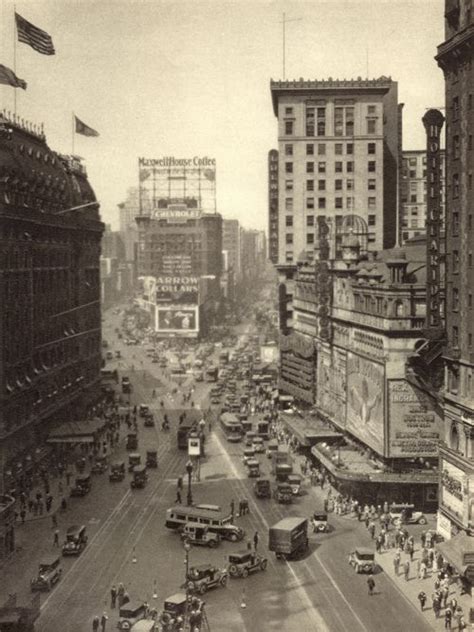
284 142 377 156
285 178 377 192
285 160 377 174
285 196 377 210
285 214 376 227
284 117 378 137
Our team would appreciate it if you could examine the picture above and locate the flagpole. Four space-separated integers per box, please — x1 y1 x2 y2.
13 7 17 115
72 112 75 155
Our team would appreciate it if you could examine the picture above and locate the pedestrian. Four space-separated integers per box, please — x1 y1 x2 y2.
368 521 375 539
403 560 410 581
417 591 426 611
449 597 458 613
253 531 259 551
20 508 26 524
110 585 117 609
442 586 449 609
445 607 452 630
100 612 108 631
53 528 59 546
419 560 427 579
92 616 100 632
117 583 125 607
175 489 182 504
230 499 235 523
393 553 400 576
367 575 375 596
420 531 426 548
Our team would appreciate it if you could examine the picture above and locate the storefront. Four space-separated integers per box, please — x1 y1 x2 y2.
435 533 474 589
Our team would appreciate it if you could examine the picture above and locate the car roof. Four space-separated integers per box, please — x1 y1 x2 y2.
230 550 252 558
66 524 85 534
133 465 147 473
354 547 375 555
39 554 61 565
191 564 214 572
164 593 187 605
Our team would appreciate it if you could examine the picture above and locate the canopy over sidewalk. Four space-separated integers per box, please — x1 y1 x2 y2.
435 533 474 576
46 419 106 444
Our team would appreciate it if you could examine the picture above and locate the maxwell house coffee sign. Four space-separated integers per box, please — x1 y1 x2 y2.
155 276 199 304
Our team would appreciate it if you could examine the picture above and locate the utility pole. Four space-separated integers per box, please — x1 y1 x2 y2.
280 13 302 80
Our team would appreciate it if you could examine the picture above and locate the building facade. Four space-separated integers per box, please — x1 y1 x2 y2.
270 76 401 334
0 114 103 554
400 149 446 244
436 0 474 541
241 228 267 280
222 219 241 294
136 199 222 338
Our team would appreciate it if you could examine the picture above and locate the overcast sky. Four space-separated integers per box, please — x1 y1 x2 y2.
1 0 445 230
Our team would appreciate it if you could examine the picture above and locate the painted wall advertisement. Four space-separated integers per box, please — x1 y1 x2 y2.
346 353 384 455
387 380 442 457
156 306 198 336
316 347 346 428
440 461 467 522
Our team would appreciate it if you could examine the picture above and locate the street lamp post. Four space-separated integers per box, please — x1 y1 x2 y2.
183 540 191 627
186 460 193 506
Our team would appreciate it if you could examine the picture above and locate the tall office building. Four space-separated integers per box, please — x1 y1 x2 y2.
400 149 446 244
222 219 241 281
270 76 401 332
435 0 474 545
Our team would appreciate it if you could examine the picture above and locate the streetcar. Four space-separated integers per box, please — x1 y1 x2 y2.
220 413 243 442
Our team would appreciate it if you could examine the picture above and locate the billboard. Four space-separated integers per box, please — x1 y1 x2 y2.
155 275 199 304
157 306 198 335
440 461 466 519
346 352 384 455
387 380 442 457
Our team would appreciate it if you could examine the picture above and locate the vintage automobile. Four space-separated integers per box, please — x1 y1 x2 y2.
128 453 141 472
109 460 126 482
70 473 91 497
138 404 150 418
62 524 88 556
245 431 256 447
266 439 279 459
158 594 202 631
227 551 268 578
30 555 62 591
130 465 148 489
274 482 293 504
129 620 155 632
348 548 376 574
287 474 302 496
311 512 329 533
117 601 147 631
126 431 138 450
243 446 256 464
143 414 155 428
253 437 265 454
91 455 107 475
145 449 158 468
275 463 293 483
246 458 260 478
254 478 271 498
185 564 228 594
389 503 427 526
181 524 221 548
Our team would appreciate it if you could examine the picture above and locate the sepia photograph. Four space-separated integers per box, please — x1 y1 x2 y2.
0 0 472 630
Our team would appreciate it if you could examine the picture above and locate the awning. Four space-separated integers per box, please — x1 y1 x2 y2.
47 436 94 444
434 533 474 575
47 419 106 444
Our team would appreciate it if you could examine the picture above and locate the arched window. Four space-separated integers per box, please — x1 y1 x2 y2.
395 300 405 317
450 423 460 452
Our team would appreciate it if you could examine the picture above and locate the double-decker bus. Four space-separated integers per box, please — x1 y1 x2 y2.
205 366 219 382
220 412 243 442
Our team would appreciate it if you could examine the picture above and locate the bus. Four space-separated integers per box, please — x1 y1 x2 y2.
205 366 219 382
165 506 244 541
220 413 243 442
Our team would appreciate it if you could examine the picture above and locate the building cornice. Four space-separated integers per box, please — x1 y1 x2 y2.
436 23 474 70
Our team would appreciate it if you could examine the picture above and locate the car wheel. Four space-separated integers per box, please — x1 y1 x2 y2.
356 565 360 574
418 517 427 525
260 559 267 571
199 583 207 594
220 575 228 586
242 569 249 578
229 533 238 542
229 564 238 576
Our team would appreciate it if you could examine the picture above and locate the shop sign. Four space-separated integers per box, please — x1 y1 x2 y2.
387 380 441 457
346 353 384 455
437 511 452 541
188 435 201 456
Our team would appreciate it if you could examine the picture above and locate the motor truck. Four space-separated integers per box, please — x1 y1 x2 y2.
268 517 309 560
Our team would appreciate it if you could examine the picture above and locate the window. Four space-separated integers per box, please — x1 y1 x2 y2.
318 197 326 209
409 170 416 178
347 179 354 190
367 119 376 134
452 287 459 311
335 143 343 155
453 173 459 198
285 198 293 211
285 144 293 156
347 197 353 210
368 214 376 226
306 180 314 191
318 180 326 191
335 161 343 173
317 107 326 136
453 96 459 120
285 162 293 173
307 233 315 244
453 212 459 235
368 105 376 114
306 144 314 155
347 143 353 155
410 194 417 203
285 121 293 135
318 143 326 155
306 162 314 174
453 326 459 347
453 250 459 272
335 179 343 191
368 142 376 154
285 252 293 263
411 219 418 228
335 197 343 209
347 161 353 173
306 197 314 209
469 292 473 308
368 179 376 190
318 162 326 173
453 135 460 158
285 233 293 244
368 161 376 172
285 107 293 115
368 197 376 209
334 107 343 136
306 106 315 136
345 107 354 135
285 180 293 191
307 215 314 226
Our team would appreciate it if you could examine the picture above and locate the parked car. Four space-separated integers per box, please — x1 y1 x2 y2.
389 503 427 526
181 524 221 548
158 593 202 630
185 564 228 594
109 460 126 482
31 555 62 591
62 524 88 556
228 551 267 577
117 601 147 631
348 548 376 573
254 478 271 499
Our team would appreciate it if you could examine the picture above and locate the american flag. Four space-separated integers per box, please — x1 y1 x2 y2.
15 12 55 55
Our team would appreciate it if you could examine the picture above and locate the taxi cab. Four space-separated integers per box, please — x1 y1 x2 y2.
62 525 88 556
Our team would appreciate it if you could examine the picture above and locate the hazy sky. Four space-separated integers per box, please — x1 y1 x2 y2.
1 0 444 230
